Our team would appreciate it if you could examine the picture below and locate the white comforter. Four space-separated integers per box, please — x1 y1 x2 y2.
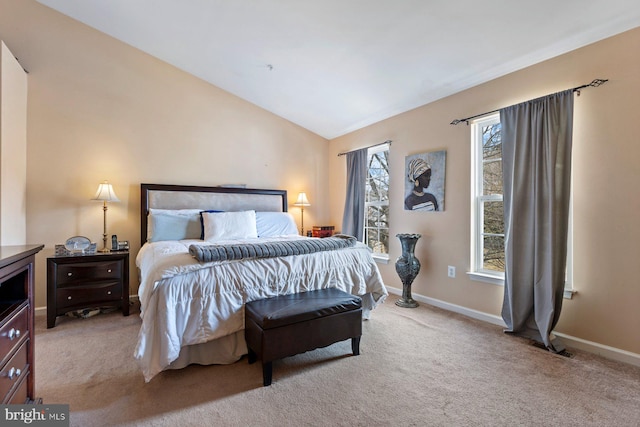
134 236 387 382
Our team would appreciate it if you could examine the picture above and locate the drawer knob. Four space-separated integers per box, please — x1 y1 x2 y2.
8 328 21 340
107 291 112 295
68 296 72 300
8 367 21 380
67 272 73 277
107 269 112 273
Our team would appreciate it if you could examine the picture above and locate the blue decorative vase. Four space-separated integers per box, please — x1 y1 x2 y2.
395 233 421 308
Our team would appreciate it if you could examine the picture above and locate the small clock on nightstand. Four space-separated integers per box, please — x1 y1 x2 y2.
46 251 129 328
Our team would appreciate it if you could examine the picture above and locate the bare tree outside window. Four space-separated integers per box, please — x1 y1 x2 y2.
364 146 390 257
481 122 504 272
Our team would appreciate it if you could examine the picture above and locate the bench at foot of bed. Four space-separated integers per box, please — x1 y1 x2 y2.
244 288 362 386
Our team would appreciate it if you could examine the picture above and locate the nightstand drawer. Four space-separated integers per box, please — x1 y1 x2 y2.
0 339 28 402
56 260 122 286
0 305 28 366
56 282 122 310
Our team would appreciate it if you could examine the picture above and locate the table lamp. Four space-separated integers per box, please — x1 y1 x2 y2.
293 192 311 235
92 181 120 252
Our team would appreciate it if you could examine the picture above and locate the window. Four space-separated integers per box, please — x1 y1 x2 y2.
470 115 574 297
364 143 390 260
470 114 504 282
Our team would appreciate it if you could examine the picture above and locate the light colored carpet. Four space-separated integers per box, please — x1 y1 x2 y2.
35 301 640 427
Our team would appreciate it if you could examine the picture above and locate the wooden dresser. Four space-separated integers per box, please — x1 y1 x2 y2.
0 244 43 404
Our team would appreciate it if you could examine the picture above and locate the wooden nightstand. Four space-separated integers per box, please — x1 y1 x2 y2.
47 252 129 328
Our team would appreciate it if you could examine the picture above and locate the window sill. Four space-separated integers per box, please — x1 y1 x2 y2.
468 271 577 300
467 271 504 286
372 255 389 264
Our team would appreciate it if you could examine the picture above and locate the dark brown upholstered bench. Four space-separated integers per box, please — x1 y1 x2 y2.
244 288 362 386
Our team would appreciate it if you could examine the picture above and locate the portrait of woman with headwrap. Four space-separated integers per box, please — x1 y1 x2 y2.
404 157 440 211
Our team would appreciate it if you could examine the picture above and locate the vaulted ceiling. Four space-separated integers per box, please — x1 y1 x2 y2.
36 0 640 139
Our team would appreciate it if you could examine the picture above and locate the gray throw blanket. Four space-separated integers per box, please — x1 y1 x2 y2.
189 235 357 263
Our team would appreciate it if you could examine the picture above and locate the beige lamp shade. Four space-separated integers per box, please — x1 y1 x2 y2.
92 181 120 202
293 192 310 207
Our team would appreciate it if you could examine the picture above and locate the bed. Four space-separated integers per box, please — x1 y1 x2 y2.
134 183 388 382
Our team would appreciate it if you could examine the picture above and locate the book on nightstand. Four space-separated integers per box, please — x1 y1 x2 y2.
312 226 335 238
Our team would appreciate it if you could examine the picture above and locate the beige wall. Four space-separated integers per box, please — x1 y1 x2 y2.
0 1 329 306
329 27 640 355
0 40 28 245
1 0 638 357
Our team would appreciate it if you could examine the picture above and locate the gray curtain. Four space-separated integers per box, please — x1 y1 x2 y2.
500 89 574 352
341 148 368 241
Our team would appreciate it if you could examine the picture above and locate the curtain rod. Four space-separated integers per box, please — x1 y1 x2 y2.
449 78 608 126
337 140 392 157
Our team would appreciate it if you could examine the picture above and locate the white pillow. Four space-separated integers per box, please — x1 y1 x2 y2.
256 212 299 237
202 210 258 241
148 209 203 242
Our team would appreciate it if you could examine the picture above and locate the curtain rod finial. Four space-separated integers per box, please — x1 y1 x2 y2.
590 78 608 87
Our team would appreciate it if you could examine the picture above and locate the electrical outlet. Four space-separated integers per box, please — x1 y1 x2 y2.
447 266 456 278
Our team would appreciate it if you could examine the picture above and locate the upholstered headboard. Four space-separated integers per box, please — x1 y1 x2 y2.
140 184 288 246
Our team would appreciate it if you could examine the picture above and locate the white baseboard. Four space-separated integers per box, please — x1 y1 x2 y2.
385 285 640 368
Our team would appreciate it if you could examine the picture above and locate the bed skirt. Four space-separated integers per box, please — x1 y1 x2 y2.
162 293 380 375
166 331 248 371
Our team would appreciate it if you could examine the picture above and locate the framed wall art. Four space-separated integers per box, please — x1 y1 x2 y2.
404 150 446 211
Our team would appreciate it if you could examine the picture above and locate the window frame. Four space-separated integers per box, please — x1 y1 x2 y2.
469 114 505 284
468 114 575 298
364 142 390 262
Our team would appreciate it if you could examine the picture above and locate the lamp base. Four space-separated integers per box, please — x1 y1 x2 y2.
100 232 109 253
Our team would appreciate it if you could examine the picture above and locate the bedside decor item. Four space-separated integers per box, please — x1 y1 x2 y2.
293 192 311 235
92 181 120 253
394 233 421 308
55 242 97 256
312 226 335 238
64 235 91 254
115 240 129 251
111 235 129 251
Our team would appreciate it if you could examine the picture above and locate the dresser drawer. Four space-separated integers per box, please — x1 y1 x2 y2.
0 339 28 402
56 282 122 311
0 305 28 366
56 260 123 286
6 372 28 404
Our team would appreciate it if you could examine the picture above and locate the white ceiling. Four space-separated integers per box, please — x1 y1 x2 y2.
36 0 640 139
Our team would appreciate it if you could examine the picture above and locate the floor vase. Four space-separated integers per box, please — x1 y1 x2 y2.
394 233 421 308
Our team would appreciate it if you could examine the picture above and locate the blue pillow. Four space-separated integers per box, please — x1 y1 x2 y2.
148 209 202 242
